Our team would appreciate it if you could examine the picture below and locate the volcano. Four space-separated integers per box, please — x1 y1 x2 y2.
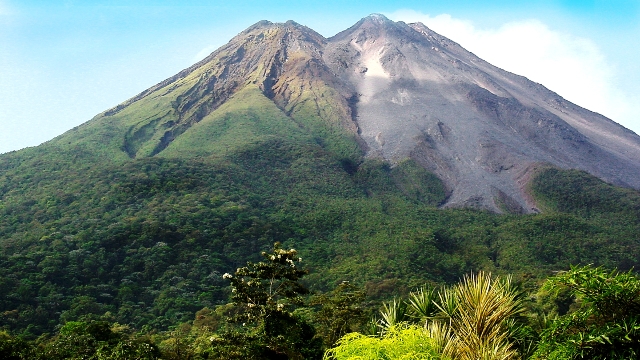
38 13 640 213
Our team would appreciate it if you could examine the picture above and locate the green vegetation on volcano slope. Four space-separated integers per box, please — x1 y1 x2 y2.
530 166 640 219
3 259 640 359
1 99 639 337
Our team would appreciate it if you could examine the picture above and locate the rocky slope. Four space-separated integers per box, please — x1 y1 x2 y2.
324 14 640 212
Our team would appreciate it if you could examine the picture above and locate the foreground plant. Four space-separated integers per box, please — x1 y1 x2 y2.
327 272 524 360
323 324 444 360
378 298 409 332
435 272 524 360
408 286 440 322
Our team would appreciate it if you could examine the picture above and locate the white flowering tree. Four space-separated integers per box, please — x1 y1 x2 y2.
224 242 308 321
219 242 320 359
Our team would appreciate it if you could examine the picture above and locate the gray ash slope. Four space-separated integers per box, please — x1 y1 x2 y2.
322 14 640 212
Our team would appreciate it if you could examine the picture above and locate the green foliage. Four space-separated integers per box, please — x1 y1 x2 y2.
205 332 281 360
213 243 322 359
390 159 447 206
2 152 640 337
3 263 640 359
533 265 640 359
323 324 444 360
530 166 640 221
0 331 34 359
36 321 160 360
437 272 523 360
310 282 368 348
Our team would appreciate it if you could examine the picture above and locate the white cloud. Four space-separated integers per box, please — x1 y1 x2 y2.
387 9 640 134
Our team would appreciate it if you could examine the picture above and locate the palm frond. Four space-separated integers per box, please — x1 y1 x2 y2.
378 298 409 332
408 286 439 321
447 271 524 360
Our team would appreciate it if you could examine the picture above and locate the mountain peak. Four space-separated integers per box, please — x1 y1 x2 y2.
238 19 318 37
329 13 411 44
240 20 274 34
359 13 402 29
365 13 390 22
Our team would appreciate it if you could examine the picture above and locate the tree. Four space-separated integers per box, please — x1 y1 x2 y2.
36 321 160 360
214 242 322 359
0 331 34 360
533 265 640 359
310 282 368 347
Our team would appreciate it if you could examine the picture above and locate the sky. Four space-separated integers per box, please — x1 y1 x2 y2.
1 0 639 154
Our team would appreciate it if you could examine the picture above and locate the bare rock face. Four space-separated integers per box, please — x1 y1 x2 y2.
79 14 640 213
323 14 640 212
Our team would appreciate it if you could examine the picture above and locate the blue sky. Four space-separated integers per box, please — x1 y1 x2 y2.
1 0 639 153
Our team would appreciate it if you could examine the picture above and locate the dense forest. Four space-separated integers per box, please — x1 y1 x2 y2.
1 137 639 337
1 244 639 359
1 94 639 358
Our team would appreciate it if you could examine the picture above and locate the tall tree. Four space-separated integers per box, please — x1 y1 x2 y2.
212 243 322 360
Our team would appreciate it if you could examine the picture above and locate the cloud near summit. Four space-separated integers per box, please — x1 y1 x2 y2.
387 9 640 134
